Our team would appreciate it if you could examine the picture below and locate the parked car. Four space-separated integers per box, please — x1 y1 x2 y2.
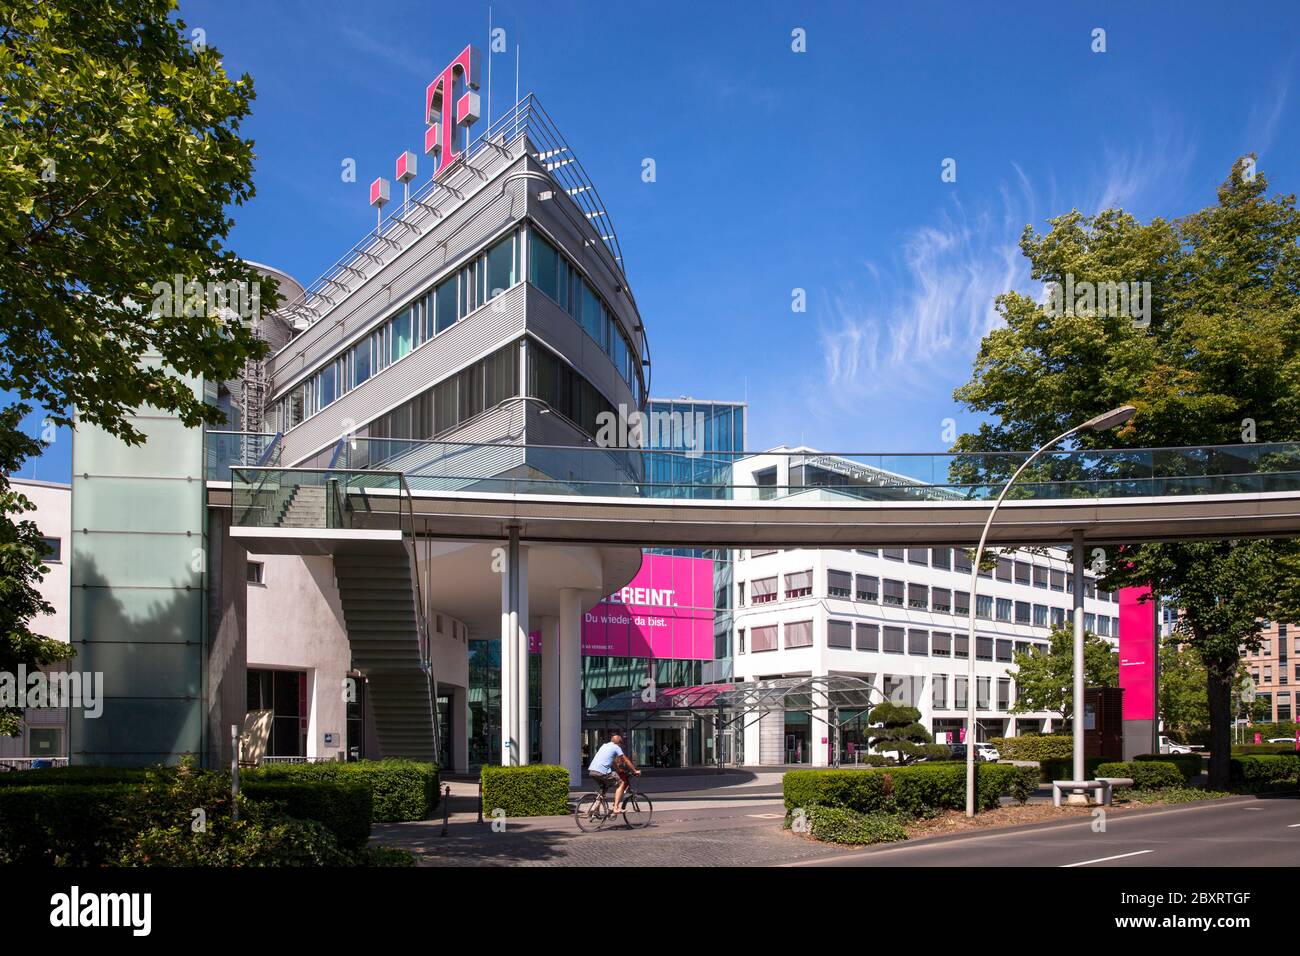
1265 737 1298 745
1159 736 1192 754
947 743 1001 762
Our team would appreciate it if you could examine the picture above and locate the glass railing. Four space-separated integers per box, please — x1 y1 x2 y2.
231 467 408 529
228 440 1300 507
205 431 282 482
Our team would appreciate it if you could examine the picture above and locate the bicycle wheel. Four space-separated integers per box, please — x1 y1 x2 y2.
621 792 653 829
574 792 608 832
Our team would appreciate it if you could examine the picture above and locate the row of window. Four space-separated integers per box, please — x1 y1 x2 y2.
746 547 1117 602
932 675 1015 711
739 621 1047 661
529 231 642 403
742 572 1120 636
1250 664 1300 686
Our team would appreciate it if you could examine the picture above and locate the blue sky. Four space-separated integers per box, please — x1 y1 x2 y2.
13 0 1300 480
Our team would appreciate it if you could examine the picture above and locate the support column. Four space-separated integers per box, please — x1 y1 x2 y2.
1071 529 1087 799
451 685 468 773
500 528 529 765
559 588 583 785
811 676 830 767
540 615 560 765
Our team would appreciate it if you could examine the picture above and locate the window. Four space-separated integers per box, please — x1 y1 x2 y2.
954 634 970 659
39 537 61 562
751 576 777 604
856 574 879 602
736 581 745 606
737 629 745 654
976 595 993 619
1084 612 1096 632
977 676 991 710
907 548 928 566
996 639 1013 662
856 548 879 557
828 620 852 649
883 626 905 654
882 579 905 607
1014 601 1031 624
1014 561 1031 586
1033 565 1049 589
932 587 952 612
1033 604 1048 627
1050 569 1065 591
996 557 1013 582
827 570 852 598
785 620 813 649
751 625 778 652
785 570 813 599
954 549 972 574
908 583 928 610
1278 693 1292 721
856 623 879 652
351 336 372 387
996 598 1012 622
882 547 904 562
246 561 265 585
954 591 970 615
931 547 951 569
954 676 968 709
435 272 459 333
486 232 516 299
933 675 948 709
1097 616 1111 637
1051 606 1066 627
932 632 952 656
908 629 929 656
977 637 994 661
998 677 1011 710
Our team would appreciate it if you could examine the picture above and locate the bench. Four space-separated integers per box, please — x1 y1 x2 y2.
1051 777 1134 807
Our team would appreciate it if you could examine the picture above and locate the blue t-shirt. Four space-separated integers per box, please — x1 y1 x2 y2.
589 742 625 775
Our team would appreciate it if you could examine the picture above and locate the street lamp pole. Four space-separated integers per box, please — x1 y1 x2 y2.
965 405 1135 818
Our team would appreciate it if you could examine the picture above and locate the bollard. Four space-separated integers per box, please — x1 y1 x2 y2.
441 784 450 836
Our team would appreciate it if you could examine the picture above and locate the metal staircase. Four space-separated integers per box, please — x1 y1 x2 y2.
335 545 437 762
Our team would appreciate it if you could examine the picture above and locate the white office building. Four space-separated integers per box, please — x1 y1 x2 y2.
729 450 1120 766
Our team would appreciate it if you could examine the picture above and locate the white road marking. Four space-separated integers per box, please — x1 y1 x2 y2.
1287 823 1300 828
1061 849 1153 868
1242 806 1264 811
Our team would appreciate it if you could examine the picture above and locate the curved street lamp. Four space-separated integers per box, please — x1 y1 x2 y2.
964 405 1136 817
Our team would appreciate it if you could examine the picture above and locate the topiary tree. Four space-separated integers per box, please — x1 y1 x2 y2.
866 701 934 765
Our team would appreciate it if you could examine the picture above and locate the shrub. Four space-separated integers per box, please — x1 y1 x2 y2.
1007 765 1039 804
1230 754 1300 792
998 736 1075 761
1095 761 1184 790
481 765 570 817
801 806 908 846
783 763 1020 819
1231 743 1299 756
0 783 136 866
1038 756 1108 783
0 766 150 787
1134 753 1203 781
245 760 438 822
242 779 372 849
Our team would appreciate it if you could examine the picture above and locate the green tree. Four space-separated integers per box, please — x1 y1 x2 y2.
866 701 934 765
1158 643 1210 744
1007 624 1118 724
0 0 277 729
952 157 1300 788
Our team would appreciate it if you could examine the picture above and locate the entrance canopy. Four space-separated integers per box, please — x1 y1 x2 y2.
588 675 880 719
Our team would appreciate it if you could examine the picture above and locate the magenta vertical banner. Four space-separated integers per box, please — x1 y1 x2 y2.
1118 586 1156 721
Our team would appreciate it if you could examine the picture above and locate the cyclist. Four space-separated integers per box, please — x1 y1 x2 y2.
587 733 641 813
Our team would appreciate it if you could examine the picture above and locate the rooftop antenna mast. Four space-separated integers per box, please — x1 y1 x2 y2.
486 6 492 129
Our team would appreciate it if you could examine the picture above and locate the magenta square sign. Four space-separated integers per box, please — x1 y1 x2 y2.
584 554 715 661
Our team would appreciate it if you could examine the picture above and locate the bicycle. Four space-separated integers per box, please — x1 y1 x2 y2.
574 772 654 831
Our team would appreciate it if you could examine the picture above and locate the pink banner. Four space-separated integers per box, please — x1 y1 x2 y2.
528 555 715 660
1118 586 1156 721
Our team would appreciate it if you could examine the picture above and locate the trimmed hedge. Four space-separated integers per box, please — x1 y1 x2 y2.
1134 753 1203 781
783 763 1038 819
799 806 908 845
997 736 1075 761
481 764 570 817
1095 761 1184 790
1231 743 1300 756
244 760 438 822
0 783 136 866
1230 754 1300 792
0 766 149 788
242 779 373 849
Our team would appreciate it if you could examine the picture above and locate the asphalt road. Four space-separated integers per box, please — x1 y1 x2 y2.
794 795 1300 867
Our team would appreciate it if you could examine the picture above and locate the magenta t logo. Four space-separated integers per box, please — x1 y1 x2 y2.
424 45 482 177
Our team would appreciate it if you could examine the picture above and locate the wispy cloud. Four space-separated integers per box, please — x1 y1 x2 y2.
1244 61 1292 157
814 133 1196 412
337 24 436 81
